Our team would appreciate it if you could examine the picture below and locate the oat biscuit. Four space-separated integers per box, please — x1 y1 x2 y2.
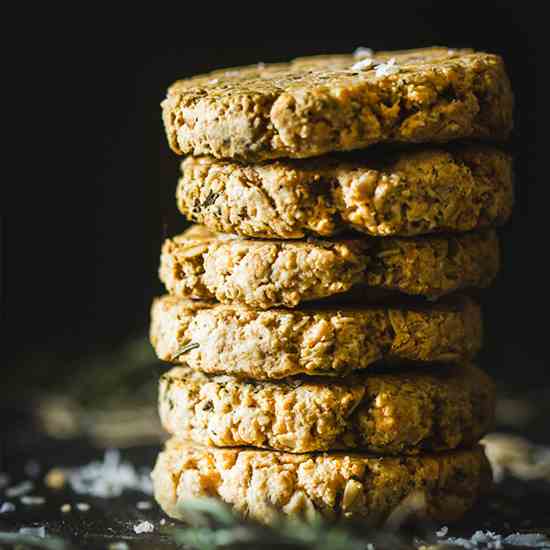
152 439 491 524
162 48 513 161
159 363 494 454
177 146 513 238
149 295 482 379
160 225 499 308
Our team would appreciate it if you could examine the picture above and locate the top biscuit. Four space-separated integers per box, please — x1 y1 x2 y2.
162 47 513 161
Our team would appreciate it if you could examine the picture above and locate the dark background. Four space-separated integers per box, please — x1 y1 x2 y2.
2 4 545 389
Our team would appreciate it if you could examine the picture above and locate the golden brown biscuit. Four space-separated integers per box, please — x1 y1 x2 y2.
162 48 513 161
177 146 513 238
159 363 494 454
160 225 499 308
152 439 492 524
149 295 482 379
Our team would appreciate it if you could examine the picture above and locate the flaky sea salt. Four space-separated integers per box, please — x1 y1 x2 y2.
66 449 152 498
5 481 33 498
20 496 45 506
0 502 16 513
503 533 550 547
443 530 501 549
375 58 399 77
351 58 375 71
136 500 152 510
19 526 46 538
133 520 154 534
439 529 550 549
353 47 374 59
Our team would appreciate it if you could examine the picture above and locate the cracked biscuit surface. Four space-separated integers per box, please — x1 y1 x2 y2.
152 439 491 524
149 295 482 379
160 225 499 308
159 363 494 454
177 146 513 238
162 47 513 161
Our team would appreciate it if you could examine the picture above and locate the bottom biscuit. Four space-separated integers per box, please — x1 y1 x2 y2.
152 439 491 525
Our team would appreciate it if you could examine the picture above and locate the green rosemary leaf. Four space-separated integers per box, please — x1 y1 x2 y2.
173 342 200 359
179 497 237 526
202 190 220 208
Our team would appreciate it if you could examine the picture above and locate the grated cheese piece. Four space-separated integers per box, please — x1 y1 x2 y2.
66 449 152 498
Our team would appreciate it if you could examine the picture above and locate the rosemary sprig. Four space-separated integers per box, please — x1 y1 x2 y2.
202 190 220 208
169 498 420 550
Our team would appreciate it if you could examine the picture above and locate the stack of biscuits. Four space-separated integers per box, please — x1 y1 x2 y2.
150 47 514 525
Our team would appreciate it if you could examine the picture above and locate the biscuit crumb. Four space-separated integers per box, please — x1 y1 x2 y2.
45 468 66 490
